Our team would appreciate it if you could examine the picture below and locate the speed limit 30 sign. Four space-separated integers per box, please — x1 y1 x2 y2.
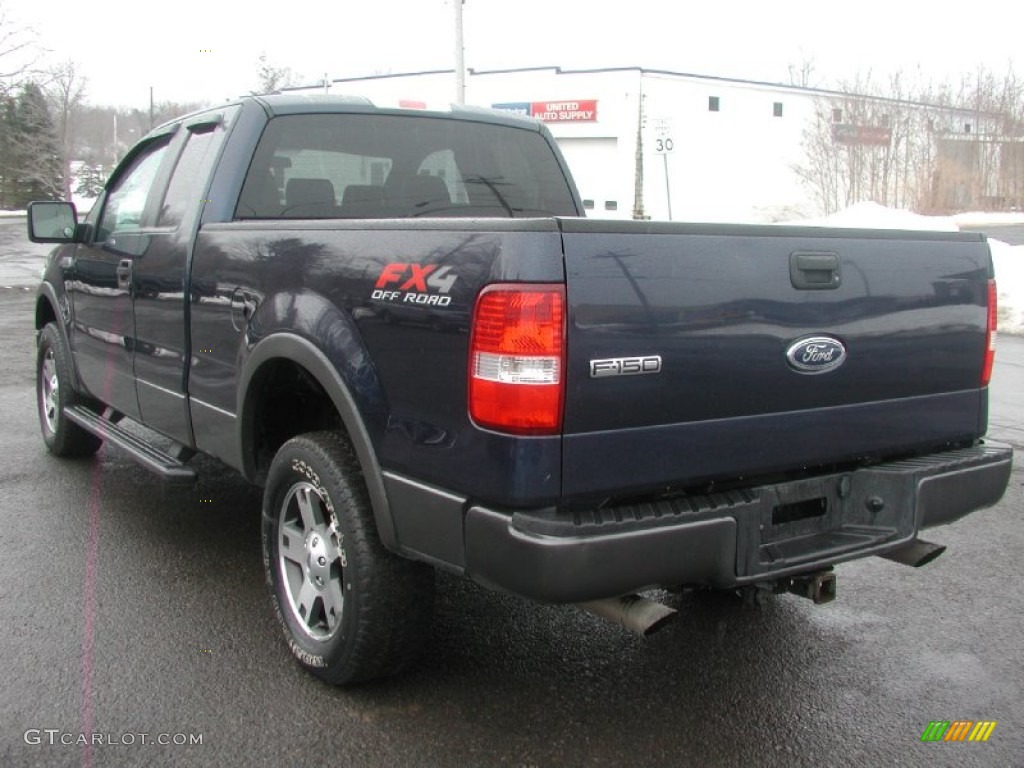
652 117 674 154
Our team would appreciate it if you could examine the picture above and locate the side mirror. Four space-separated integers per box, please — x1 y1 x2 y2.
27 201 79 243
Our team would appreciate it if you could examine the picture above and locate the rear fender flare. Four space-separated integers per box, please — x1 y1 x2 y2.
238 332 397 551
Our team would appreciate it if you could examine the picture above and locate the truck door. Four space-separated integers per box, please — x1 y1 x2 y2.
68 135 175 420
132 114 232 444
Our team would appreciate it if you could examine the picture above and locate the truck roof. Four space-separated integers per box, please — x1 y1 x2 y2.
152 93 544 136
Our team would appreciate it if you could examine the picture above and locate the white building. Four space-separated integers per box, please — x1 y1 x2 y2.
286 66 1014 223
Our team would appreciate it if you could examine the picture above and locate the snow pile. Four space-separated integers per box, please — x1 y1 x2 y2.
990 239 1024 335
784 203 1024 336
791 201 961 232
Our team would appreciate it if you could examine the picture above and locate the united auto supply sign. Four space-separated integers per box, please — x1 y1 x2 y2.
492 100 598 123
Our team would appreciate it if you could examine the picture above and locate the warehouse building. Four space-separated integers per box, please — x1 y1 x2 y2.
287 66 1018 223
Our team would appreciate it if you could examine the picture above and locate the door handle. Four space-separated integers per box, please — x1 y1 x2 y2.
116 258 133 290
790 251 841 290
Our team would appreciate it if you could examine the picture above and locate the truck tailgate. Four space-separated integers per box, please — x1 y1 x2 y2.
560 219 993 499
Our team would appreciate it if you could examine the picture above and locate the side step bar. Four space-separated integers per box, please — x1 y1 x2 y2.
65 406 197 484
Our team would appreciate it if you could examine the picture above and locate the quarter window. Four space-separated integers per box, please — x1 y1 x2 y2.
158 127 218 228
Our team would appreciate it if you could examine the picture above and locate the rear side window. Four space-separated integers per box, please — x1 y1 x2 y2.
157 126 218 228
235 113 578 219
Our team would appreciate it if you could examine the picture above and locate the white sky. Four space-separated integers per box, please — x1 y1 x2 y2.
7 0 1024 107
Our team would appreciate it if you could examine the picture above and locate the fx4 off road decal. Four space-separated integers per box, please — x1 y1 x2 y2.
371 263 458 307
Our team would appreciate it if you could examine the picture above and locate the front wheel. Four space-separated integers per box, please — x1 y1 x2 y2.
261 431 434 685
37 323 102 458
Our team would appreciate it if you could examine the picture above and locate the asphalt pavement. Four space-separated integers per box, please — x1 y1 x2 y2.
0 218 1022 767
961 223 1024 247
0 216 49 290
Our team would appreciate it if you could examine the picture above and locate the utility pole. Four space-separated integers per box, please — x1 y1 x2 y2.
454 0 465 104
633 93 645 220
149 87 154 130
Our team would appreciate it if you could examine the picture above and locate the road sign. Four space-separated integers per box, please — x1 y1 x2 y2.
651 117 674 154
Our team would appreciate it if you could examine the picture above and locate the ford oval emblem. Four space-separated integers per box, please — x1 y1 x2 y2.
786 336 847 374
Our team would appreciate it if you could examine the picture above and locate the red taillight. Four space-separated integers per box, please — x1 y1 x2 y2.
468 284 565 434
982 279 997 386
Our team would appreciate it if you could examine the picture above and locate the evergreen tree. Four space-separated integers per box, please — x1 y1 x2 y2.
74 160 106 199
7 82 63 206
0 95 15 208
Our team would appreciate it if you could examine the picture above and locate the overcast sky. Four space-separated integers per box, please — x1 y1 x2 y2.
7 0 1024 107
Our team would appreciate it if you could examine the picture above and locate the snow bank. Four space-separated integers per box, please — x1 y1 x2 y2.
783 203 1024 336
1 199 93 217
990 239 1024 335
787 201 961 232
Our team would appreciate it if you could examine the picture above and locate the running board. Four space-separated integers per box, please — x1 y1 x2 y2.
65 406 197 484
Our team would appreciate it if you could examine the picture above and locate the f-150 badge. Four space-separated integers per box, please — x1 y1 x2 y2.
590 355 662 378
786 336 847 374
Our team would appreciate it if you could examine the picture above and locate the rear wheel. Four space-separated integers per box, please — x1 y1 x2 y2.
262 431 434 684
37 323 102 458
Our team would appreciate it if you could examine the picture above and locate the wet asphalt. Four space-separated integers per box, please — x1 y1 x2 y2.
0 217 1022 767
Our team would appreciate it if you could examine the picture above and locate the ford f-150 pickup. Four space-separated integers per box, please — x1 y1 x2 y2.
28 94 1013 684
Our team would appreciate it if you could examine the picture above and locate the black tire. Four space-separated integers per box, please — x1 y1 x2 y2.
262 431 434 685
36 323 102 458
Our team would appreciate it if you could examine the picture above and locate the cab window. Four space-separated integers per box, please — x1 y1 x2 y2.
157 126 219 228
235 113 578 219
97 140 170 240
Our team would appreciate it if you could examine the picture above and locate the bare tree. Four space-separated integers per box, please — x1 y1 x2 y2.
793 71 911 214
44 59 88 199
787 54 818 89
0 1 36 95
793 99 843 214
792 67 1024 215
909 66 1024 212
961 65 1024 209
254 53 295 94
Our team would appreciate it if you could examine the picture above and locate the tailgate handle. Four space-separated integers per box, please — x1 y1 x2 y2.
790 251 841 290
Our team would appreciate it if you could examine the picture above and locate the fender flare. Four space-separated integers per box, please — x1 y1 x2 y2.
35 282 86 394
237 333 398 551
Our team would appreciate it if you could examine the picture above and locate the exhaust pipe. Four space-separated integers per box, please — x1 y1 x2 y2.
878 539 946 568
787 571 836 604
578 594 678 637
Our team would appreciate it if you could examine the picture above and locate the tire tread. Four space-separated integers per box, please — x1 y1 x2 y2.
37 323 102 458
263 430 434 685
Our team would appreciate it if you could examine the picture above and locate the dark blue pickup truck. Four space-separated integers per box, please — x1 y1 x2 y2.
29 95 1013 684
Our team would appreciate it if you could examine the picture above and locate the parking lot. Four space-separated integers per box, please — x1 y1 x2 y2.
1 217 1022 767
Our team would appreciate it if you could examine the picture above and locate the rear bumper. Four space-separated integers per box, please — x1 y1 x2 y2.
463 442 1013 603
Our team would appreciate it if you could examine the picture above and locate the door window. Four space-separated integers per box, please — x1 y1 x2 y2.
97 141 170 240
